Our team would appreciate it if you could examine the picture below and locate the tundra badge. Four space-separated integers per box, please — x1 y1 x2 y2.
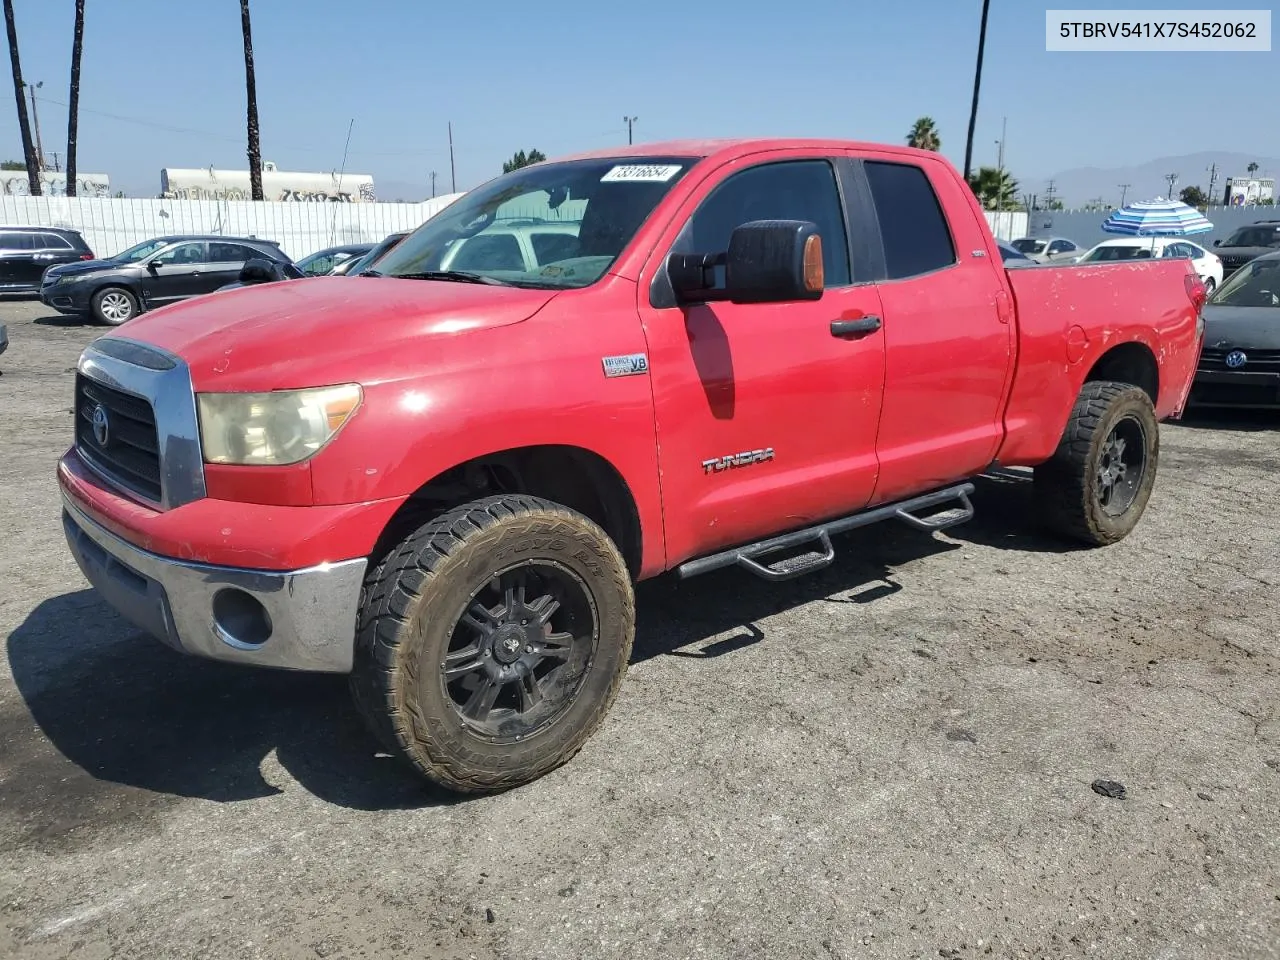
702 448 775 474
602 354 649 378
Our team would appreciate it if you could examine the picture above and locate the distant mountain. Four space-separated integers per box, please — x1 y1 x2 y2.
1027 152 1280 208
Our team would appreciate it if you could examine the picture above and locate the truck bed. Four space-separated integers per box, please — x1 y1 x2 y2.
996 258 1202 464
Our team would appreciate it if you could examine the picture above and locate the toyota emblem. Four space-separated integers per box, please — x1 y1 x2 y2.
90 404 111 447
1224 350 1248 370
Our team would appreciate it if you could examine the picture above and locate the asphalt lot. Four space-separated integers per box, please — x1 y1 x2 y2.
1 297 1278 960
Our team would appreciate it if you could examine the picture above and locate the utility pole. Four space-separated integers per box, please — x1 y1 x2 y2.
962 0 992 182
50 150 59 172
1164 172 1178 199
623 115 637 145
26 79 45 171
1044 179 1058 210
430 171 436 198
1118 183 1131 207
1206 163 1219 205
448 121 456 193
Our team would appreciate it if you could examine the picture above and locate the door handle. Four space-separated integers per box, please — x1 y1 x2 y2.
830 315 882 338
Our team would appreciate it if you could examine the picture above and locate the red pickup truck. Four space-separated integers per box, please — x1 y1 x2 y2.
58 139 1206 794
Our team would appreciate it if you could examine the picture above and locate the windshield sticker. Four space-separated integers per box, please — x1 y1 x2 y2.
600 164 682 183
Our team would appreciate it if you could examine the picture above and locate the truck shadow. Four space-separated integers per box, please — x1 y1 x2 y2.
4 591 451 819
5 492 1065 816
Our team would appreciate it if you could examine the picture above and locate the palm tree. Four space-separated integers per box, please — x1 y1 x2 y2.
967 166 1021 211
65 0 85 197
3 0 40 194
906 117 941 152
240 0 263 200
1247 162 1259 175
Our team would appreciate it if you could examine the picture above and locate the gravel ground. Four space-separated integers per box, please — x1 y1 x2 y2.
1 298 1278 960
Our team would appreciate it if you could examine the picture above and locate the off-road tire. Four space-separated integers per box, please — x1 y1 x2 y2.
91 286 139 326
1033 380 1159 546
349 494 635 794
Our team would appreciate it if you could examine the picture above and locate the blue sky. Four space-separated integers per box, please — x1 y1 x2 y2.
3 0 1276 199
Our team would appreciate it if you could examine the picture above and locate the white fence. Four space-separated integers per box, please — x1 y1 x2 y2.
0 194 465 260
1 192 1030 259
984 210 1028 241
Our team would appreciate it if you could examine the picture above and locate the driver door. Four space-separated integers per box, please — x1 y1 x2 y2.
143 241 209 304
637 153 887 566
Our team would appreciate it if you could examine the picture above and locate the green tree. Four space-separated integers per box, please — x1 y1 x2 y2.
1 159 24 169
1247 161 1259 175
966 166 1020 210
1179 185 1207 207
503 149 546 174
906 117 941 152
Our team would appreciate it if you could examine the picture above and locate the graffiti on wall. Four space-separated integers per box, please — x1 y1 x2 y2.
1 172 112 198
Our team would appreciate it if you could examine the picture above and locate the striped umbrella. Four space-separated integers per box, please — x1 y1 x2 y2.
1101 198 1214 236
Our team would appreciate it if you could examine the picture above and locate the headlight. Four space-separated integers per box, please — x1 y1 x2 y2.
197 384 362 465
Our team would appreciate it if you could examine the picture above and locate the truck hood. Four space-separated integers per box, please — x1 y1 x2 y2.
106 276 559 390
1201 305 1280 349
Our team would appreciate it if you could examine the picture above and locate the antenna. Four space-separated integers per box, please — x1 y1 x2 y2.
1164 172 1179 198
330 118 354 245
448 122 456 193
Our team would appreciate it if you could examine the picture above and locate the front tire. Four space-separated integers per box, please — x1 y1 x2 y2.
91 286 139 326
350 494 635 794
1033 381 1159 546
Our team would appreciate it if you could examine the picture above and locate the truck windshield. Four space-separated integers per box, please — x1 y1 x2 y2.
370 156 699 289
1209 257 1280 307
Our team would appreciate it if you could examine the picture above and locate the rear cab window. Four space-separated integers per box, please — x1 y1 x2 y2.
863 160 958 280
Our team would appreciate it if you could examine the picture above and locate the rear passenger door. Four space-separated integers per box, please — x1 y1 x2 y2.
0 230 37 287
847 152 1015 505
207 242 265 291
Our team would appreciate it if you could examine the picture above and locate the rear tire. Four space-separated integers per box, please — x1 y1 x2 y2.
91 286 139 326
350 494 635 794
1033 381 1159 546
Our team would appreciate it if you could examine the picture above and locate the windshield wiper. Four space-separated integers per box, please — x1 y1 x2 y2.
391 270 511 286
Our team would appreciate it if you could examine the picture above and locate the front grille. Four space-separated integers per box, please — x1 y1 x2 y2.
74 373 162 502
1198 347 1280 372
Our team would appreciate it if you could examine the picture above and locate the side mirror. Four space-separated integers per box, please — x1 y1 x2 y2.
668 220 824 305
1213 239 1221 246
238 257 286 285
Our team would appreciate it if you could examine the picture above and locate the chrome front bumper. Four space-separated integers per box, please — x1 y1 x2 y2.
61 494 368 673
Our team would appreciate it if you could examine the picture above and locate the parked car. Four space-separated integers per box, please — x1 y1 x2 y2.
0 321 7 358
997 240 1037 267
1188 250 1280 409
0 225 95 294
1075 236 1224 292
1211 220 1280 281
40 235 293 325
1009 235 1082 264
295 243 374 277
344 231 409 275
59 137 1205 795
